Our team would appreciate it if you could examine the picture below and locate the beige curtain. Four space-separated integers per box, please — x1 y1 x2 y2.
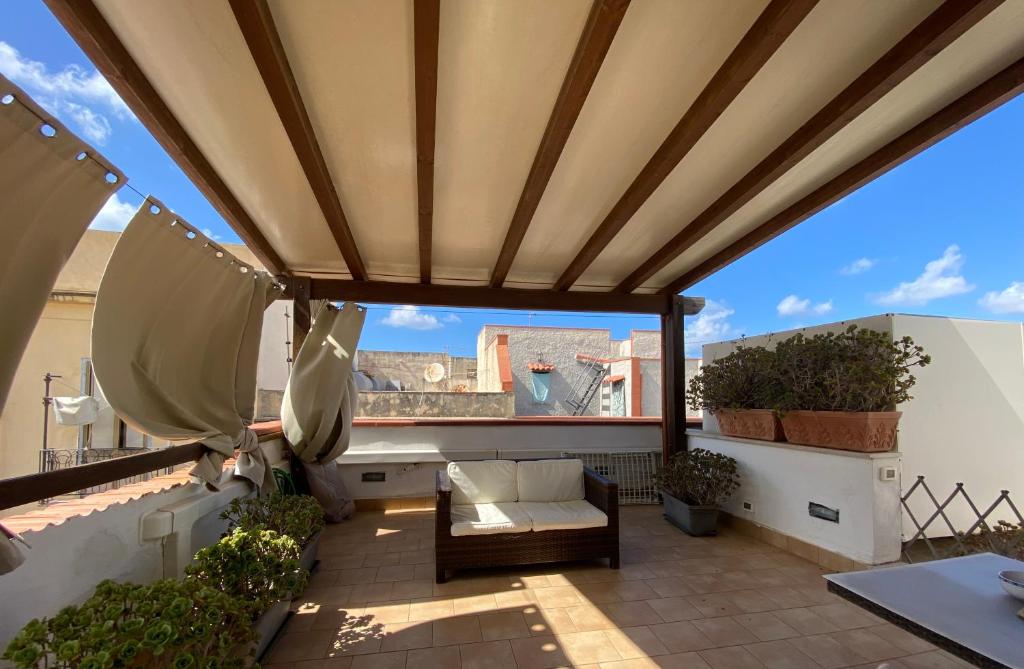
283 302 365 463
0 75 125 412
91 198 282 489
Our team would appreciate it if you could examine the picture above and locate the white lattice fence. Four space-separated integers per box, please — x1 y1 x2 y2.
563 450 661 504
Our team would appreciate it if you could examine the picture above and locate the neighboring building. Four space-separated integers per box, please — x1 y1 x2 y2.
356 350 476 391
476 325 701 418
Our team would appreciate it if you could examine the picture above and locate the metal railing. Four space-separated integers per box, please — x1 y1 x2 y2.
901 475 1023 563
37 447 176 501
564 450 661 504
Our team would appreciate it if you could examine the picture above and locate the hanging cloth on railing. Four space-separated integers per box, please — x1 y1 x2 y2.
283 302 365 463
91 198 282 490
0 74 126 413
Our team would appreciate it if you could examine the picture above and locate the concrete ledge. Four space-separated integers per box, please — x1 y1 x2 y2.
686 428 901 461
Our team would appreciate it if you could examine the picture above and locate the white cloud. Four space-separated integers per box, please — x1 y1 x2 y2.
875 245 974 306
442 313 461 323
684 300 736 356
840 258 875 275
777 294 832 317
980 282 1024 314
777 295 810 316
89 192 136 231
381 305 442 330
0 41 134 145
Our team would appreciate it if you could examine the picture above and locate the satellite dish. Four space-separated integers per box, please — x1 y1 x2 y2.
424 363 446 384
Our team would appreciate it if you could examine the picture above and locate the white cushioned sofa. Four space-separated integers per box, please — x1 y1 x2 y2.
435 458 619 583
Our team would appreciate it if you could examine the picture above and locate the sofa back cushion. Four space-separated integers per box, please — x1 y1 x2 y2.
517 459 585 502
447 460 518 505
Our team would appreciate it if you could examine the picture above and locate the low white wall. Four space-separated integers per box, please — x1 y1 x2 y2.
689 430 902 565
337 422 662 499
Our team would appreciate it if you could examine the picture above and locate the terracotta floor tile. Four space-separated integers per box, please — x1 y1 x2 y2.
691 617 759 647
809 604 880 631
401 549 434 565
453 594 498 615
788 634 868 669
533 585 584 609
265 630 337 663
339 568 381 585
350 582 396 605
559 630 624 665
459 639 519 669
698 646 767 669
363 552 403 568
600 601 665 627
603 626 671 659
494 588 539 607
771 608 841 636
899 651 975 668
866 624 934 655
313 607 369 631
379 621 434 651
826 629 905 663
478 611 531 640
614 580 661 602
724 590 779 614
524 606 579 636
756 587 816 610
392 579 434 599
577 581 624 603
648 597 705 622
743 640 821 669
650 621 716 653
263 658 354 668
509 635 572 669
406 645 460 669
686 593 745 618
648 578 697 598
599 652 713 669
376 565 417 583
433 616 483 647
365 602 411 624
350 650 406 669
732 613 800 642
409 598 456 622
566 604 618 631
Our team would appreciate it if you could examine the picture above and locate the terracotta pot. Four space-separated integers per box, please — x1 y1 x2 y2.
780 410 901 452
713 409 784 442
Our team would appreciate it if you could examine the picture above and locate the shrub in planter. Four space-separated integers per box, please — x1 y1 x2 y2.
687 345 783 441
773 325 930 451
655 448 739 536
221 492 325 570
186 528 308 617
2 578 256 669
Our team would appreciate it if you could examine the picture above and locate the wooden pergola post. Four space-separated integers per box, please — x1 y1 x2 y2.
661 295 687 463
291 275 312 361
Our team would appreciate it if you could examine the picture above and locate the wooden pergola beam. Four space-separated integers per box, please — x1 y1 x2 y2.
230 0 367 280
44 0 288 275
308 278 704 315
551 0 818 291
489 0 631 288
616 0 1003 293
663 55 1024 294
414 0 441 284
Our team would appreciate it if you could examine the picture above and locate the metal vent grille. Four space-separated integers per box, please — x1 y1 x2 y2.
562 450 661 505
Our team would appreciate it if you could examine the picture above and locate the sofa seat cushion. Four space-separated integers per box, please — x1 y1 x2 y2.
517 459 584 502
519 500 608 532
450 502 533 536
448 460 518 505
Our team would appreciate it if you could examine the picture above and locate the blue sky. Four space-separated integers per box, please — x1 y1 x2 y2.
4 1 1023 357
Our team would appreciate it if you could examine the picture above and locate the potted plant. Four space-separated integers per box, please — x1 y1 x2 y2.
186 528 308 659
221 492 325 571
2 578 256 669
687 345 783 441
656 448 740 536
773 325 930 452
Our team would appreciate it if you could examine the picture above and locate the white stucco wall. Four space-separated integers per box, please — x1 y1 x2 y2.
337 421 662 498
690 431 902 564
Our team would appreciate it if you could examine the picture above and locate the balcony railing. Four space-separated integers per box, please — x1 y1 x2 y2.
37 447 178 501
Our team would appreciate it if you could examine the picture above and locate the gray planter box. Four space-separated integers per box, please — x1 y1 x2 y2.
662 490 720 537
254 598 291 661
300 531 322 573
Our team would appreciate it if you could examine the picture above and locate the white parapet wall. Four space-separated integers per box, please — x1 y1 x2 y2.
689 430 902 565
338 419 662 499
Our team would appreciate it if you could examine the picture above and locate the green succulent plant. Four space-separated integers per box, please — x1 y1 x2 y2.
186 528 308 616
2 578 255 669
220 492 324 546
655 448 739 508
686 345 780 413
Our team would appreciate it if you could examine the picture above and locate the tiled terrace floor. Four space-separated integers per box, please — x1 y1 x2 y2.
266 506 970 669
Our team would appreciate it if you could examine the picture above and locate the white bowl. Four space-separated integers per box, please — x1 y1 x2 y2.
998 570 1024 602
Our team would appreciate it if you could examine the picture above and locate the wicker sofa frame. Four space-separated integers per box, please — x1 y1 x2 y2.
434 464 619 583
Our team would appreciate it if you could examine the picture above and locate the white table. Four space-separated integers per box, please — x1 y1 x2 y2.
826 553 1024 669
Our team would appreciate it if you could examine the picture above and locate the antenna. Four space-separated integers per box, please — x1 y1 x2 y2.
423 363 446 385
